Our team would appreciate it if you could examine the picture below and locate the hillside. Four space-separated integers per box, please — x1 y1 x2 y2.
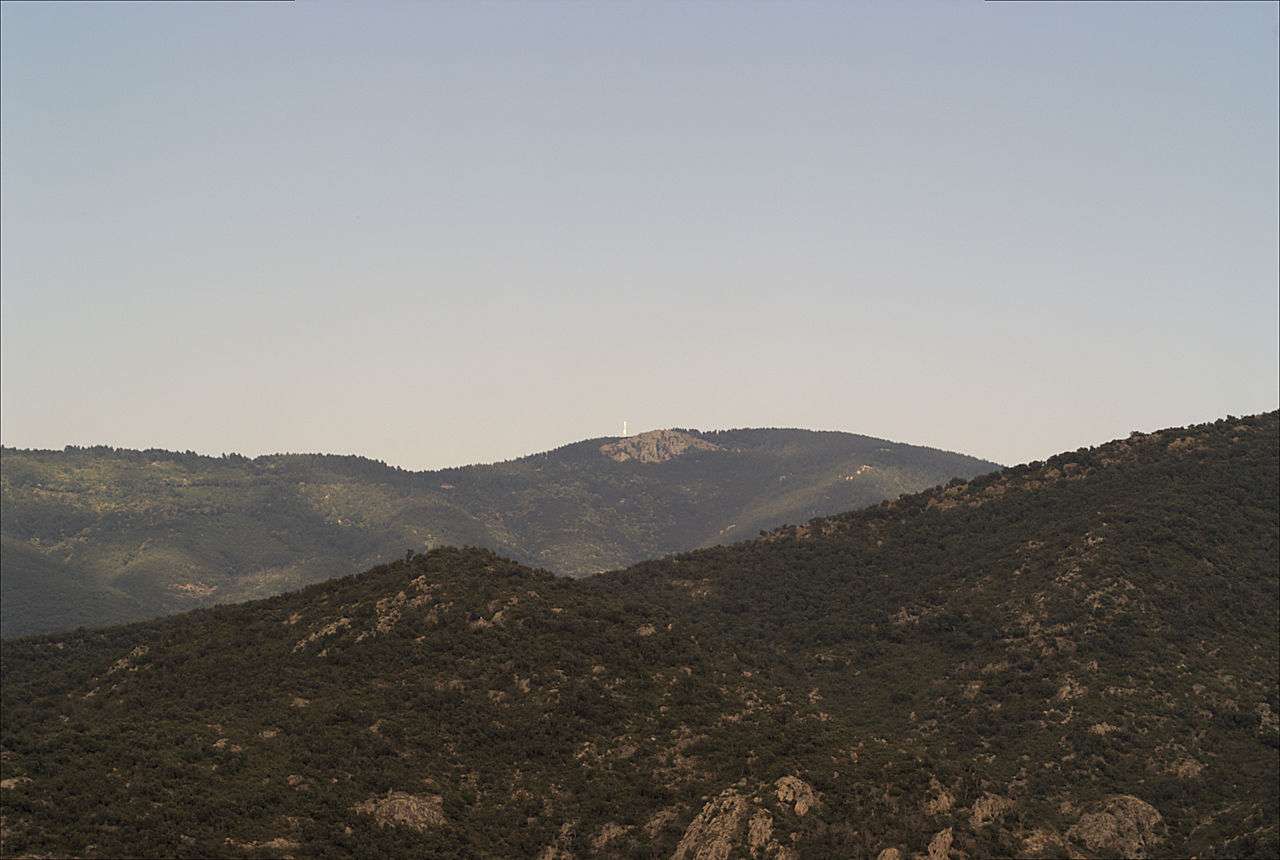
0 428 998 637
1 412 1275 859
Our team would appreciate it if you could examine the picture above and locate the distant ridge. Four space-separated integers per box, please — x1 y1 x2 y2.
0 427 999 636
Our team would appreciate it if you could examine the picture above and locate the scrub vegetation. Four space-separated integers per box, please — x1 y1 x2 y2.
0 428 997 637
1 413 1275 858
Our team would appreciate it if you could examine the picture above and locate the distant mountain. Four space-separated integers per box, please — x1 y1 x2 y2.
0 428 999 637
1 412 1274 858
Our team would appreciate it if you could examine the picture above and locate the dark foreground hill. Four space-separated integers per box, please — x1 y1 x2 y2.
0 429 998 637
1 413 1276 859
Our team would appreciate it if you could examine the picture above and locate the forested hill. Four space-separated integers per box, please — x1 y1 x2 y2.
0 428 997 637
1 412 1275 858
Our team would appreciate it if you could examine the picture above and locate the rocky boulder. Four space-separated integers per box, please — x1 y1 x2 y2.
353 791 446 832
672 790 752 860
673 780 810 860
774 776 820 817
1065 795 1164 858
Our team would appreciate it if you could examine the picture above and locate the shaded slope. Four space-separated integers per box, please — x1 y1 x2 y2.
1 412 1275 859
0 428 998 636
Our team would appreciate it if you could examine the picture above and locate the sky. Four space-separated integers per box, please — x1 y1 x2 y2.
2 1 1277 470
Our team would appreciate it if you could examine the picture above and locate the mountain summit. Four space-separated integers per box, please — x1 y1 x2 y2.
598 429 722 463
1 412 1275 858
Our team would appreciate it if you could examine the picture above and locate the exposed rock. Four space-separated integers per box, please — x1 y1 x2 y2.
1167 436 1205 453
171 581 217 598
599 430 721 464
892 606 921 625
672 791 751 860
656 725 709 782
927 827 954 860
374 594 404 634
293 617 351 652
969 792 1014 828
353 791 446 831
1055 675 1088 702
876 849 903 860
1165 755 1203 779
636 624 657 637
923 776 954 816
468 609 506 630
591 822 631 851
0 777 32 790
538 821 577 860
774 775 819 817
226 836 301 854
670 579 713 599
107 644 149 674
1256 702 1279 735
642 805 681 839
1020 828 1065 856
260 836 302 852
747 808 774 852
1065 795 1164 858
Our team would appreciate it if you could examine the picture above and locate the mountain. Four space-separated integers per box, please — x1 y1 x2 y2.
0 428 999 637
1 412 1275 859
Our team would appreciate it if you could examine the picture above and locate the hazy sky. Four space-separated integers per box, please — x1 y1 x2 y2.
2 1 1277 470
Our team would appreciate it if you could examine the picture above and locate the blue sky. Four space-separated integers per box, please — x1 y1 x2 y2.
2 1 1276 468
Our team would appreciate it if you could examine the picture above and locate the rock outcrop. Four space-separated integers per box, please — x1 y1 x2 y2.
353 791 446 831
747 808 775 853
969 792 1014 829
926 827 954 860
536 821 576 860
1065 795 1164 858
591 822 631 851
672 791 752 860
923 776 954 815
673 780 811 860
643 806 681 839
599 430 721 464
774 776 819 817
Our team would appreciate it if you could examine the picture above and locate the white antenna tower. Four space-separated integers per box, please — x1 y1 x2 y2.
622 420 628 436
